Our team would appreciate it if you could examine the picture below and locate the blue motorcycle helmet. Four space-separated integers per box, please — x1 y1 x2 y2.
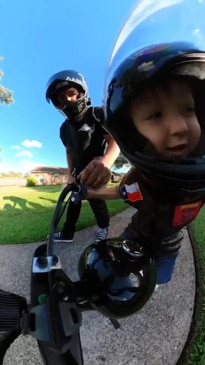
103 0 205 191
46 70 91 120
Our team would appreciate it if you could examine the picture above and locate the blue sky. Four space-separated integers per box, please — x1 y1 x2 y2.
0 0 136 173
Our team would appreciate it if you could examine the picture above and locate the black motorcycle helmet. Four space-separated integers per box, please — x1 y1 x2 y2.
103 0 205 191
46 70 91 120
78 239 157 319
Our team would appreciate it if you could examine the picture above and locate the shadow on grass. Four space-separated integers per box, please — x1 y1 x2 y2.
38 196 57 204
3 196 43 210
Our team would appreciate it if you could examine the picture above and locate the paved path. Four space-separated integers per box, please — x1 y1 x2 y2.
0 207 195 365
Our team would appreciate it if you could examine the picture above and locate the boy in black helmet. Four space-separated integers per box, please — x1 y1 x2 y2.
82 42 205 285
46 70 120 243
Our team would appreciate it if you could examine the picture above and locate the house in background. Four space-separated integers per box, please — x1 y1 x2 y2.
30 163 131 186
30 166 68 185
111 163 131 183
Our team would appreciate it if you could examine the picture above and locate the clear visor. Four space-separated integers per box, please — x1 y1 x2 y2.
104 0 205 94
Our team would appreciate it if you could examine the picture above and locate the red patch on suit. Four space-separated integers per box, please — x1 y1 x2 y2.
173 201 203 227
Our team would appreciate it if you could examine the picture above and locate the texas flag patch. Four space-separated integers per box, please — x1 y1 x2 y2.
120 183 143 202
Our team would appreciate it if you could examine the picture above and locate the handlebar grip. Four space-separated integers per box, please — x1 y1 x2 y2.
0 289 27 364
0 289 27 331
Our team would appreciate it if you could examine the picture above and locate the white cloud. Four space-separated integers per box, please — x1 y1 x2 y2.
19 159 41 173
16 150 33 158
11 145 21 150
21 139 42 148
192 28 202 40
0 159 43 173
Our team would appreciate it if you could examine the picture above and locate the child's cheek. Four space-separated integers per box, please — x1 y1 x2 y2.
147 132 164 153
191 118 201 149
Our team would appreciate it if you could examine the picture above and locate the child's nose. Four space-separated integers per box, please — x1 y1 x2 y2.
168 114 189 136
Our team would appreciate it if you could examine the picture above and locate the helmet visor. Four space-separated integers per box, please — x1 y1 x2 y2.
105 0 205 91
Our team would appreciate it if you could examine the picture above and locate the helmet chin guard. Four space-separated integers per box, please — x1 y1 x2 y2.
59 94 91 121
78 238 157 319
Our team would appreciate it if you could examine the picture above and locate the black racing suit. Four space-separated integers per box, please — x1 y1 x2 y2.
60 107 110 238
119 167 204 284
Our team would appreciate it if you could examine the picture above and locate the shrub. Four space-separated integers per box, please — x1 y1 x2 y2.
26 176 37 187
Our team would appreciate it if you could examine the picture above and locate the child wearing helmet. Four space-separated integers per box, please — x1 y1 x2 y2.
84 42 205 285
46 70 120 243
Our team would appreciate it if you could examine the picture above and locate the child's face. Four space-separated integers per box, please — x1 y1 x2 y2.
129 80 201 158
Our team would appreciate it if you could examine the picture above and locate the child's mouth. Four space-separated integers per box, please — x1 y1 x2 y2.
166 144 188 156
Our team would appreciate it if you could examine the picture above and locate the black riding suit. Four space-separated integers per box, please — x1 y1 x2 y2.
60 107 110 237
119 167 204 284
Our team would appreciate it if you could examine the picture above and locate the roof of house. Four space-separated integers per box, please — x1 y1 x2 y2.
30 166 68 174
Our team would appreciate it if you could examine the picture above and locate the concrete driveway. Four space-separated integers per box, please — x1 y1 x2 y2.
0 207 195 365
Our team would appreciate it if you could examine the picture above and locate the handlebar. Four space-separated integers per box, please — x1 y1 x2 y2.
0 183 157 365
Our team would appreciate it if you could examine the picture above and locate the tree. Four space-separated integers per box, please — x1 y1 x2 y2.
114 152 129 168
0 57 14 104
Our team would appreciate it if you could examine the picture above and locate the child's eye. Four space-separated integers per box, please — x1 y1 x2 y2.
146 111 162 120
185 105 195 114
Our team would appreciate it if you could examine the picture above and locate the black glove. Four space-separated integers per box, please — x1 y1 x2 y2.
70 184 87 204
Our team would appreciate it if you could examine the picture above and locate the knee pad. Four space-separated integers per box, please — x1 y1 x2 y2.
155 231 184 284
158 230 184 256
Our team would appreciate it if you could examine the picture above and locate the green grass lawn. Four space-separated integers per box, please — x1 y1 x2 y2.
0 184 127 244
2 184 205 363
179 206 205 365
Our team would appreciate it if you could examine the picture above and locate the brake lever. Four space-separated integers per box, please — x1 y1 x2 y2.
70 184 87 205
